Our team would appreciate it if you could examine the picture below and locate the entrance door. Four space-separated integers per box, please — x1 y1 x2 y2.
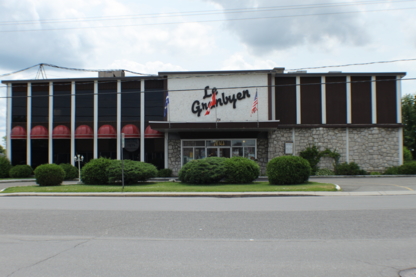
207 148 231 158
219 148 230 158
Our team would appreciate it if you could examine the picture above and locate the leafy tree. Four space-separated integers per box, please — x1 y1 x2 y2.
0 136 6 155
402 94 416 159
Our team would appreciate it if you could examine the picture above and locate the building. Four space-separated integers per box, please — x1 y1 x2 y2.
3 68 405 174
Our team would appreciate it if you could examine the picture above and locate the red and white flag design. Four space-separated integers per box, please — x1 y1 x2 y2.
204 92 217 116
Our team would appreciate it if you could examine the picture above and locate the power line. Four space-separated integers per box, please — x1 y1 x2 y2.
1 6 415 33
1 77 415 100
0 0 410 26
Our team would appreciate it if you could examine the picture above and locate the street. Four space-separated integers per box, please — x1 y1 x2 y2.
1 196 415 276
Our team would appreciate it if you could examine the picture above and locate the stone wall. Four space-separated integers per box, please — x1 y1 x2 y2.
256 138 268 175
268 127 400 172
168 139 181 176
349 128 400 171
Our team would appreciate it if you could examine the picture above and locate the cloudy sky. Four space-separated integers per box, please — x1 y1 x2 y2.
1 0 416 146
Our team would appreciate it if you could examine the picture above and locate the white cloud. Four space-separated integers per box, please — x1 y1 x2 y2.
206 0 370 55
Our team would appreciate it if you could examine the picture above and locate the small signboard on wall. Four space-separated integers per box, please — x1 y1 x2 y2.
285 142 293 155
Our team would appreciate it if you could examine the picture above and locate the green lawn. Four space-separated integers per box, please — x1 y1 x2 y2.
2 181 336 193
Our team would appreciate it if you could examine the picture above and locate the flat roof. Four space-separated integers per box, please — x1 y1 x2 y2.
1 69 406 84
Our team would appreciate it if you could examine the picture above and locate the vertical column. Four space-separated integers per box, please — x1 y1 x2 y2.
346 127 349 163
117 80 121 160
292 128 296 155
271 76 276 120
140 80 145 162
296 76 301 124
396 75 402 123
397 75 403 166
321 76 326 124
48 82 53 164
346 76 352 124
93 81 98 159
371 76 377 124
27 82 31 166
164 132 168 169
70 81 75 166
6 84 11 159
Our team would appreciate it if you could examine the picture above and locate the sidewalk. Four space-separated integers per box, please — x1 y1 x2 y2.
1 177 416 197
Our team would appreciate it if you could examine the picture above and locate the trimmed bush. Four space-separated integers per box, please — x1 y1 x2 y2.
299 145 321 175
0 156 12 178
223 156 259 183
59 163 78 180
9 165 33 178
315 168 334 176
335 162 367 175
158 168 173 177
178 157 226 184
404 146 413 162
34 164 65 186
106 160 158 184
384 166 400 175
267 156 311 185
81 157 112 184
398 161 416 174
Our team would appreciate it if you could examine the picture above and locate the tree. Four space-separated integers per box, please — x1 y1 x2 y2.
402 94 416 158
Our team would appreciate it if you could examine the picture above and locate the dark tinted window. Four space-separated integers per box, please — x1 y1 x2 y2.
31 83 49 125
98 81 117 124
75 82 94 125
53 82 71 124
12 84 27 124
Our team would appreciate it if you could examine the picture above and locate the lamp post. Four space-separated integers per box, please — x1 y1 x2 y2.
74 154 84 184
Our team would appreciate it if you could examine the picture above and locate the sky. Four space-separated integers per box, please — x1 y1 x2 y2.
1 0 416 147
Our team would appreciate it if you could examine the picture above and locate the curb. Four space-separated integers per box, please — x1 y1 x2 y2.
1 191 416 197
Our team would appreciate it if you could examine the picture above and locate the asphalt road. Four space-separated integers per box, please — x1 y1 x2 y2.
1 196 415 277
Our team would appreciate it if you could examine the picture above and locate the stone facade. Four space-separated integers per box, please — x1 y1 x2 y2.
256 138 268 175
168 127 400 175
268 127 400 172
168 139 181 176
348 128 400 171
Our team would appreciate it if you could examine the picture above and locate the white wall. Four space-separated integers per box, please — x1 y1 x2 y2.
167 73 269 122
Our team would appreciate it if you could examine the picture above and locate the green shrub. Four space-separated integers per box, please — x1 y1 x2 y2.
299 145 321 175
34 164 65 186
315 168 334 176
9 165 33 178
106 160 158 184
403 146 413 162
178 157 226 184
384 166 400 175
398 161 416 174
223 156 260 183
81 157 112 184
59 163 78 180
370 171 381 175
0 156 12 178
335 162 367 175
158 168 173 177
267 156 311 185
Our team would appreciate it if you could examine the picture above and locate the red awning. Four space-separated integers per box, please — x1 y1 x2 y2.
11 126 27 139
31 125 48 139
98 124 116 139
53 125 70 139
145 125 164 138
121 124 140 138
75 125 93 139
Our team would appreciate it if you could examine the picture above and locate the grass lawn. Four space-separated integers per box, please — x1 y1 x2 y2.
2 181 336 193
